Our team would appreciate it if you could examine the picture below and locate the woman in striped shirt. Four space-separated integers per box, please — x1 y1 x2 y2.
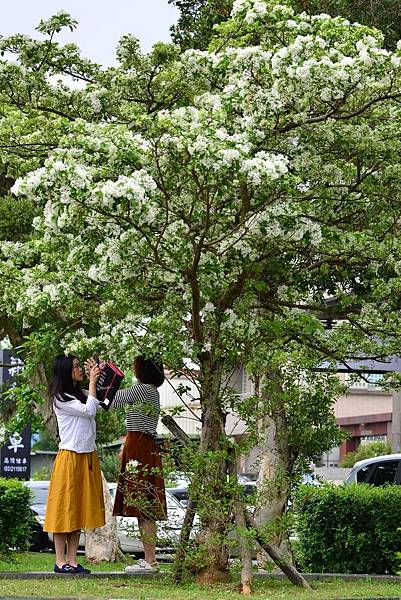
110 356 167 571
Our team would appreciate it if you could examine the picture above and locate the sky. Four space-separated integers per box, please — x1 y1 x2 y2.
2 0 179 66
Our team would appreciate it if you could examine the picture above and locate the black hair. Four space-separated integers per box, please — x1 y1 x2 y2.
134 356 165 387
49 354 86 403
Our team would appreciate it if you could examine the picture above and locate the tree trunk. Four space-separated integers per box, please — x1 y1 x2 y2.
195 359 230 584
255 411 290 523
254 373 292 567
85 472 124 562
166 410 310 590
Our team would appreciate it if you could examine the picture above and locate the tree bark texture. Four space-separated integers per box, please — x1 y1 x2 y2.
254 373 292 567
195 359 230 583
85 472 124 563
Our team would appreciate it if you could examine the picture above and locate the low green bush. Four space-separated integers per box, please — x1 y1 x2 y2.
295 483 401 574
99 451 121 482
340 441 392 467
0 478 34 555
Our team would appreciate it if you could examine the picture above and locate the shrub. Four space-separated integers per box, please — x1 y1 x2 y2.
0 478 34 555
32 465 52 481
340 441 392 467
295 483 401 574
99 451 121 482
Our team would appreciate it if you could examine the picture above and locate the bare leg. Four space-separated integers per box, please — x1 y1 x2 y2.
66 531 81 567
138 518 157 565
54 533 67 567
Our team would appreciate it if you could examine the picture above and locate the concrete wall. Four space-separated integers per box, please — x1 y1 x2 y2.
30 452 56 478
157 375 202 437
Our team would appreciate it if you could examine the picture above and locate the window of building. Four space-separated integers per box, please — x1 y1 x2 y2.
366 373 384 389
345 373 384 390
360 435 387 445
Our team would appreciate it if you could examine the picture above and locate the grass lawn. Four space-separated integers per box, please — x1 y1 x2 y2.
0 552 130 573
0 554 401 599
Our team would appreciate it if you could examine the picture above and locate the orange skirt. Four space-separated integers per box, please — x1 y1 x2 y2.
44 449 105 533
113 432 167 521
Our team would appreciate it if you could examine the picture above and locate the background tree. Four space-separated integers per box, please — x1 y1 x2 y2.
294 0 401 49
169 0 232 50
170 0 401 50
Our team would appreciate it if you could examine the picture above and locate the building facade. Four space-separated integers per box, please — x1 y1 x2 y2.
158 367 397 470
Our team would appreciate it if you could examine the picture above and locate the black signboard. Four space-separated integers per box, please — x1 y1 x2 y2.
0 350 31 479
0 424 31 480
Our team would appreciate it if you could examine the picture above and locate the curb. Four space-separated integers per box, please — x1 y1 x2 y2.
0 571 400 583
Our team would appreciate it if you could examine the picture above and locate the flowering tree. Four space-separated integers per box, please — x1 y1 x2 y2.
2 0 401 582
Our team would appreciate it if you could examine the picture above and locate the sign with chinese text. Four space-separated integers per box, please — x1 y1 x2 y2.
0 424 31 479
1 350 31 479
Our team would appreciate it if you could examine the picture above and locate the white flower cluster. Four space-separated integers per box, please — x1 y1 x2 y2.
232 0 294 24
126 459 140 474
12 157 92 202
86 90 103 113
8 356 23 378
241 151 289 185
93 171 157 211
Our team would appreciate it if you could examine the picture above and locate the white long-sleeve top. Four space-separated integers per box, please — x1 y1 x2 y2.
54 392 100 453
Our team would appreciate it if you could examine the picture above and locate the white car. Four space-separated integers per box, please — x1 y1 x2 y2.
343 453 401 486
24 480 52 551
106 483 186 553
25 480 186 554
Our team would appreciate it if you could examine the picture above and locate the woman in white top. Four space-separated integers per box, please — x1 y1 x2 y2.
43 354 105 574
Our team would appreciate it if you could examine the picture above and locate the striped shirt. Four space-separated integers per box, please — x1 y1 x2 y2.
111 383 160 437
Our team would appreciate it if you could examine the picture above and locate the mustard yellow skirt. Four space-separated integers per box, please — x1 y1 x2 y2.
44 449 105 533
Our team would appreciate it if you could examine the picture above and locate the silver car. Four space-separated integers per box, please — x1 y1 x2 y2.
25 480 186 554
344 453 401 486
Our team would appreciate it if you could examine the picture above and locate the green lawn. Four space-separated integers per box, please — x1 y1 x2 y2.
1 577 401 599
0 551 130 572
0 554 400 599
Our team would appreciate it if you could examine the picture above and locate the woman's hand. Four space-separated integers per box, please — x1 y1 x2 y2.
88 363 102 399
89 364 101 384
84 357 100 378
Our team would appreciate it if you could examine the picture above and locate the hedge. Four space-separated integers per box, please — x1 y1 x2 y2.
0 478 34 555
294 483 401 574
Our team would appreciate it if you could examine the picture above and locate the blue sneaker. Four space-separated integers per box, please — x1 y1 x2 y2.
54 563 78 574
74 564 91 574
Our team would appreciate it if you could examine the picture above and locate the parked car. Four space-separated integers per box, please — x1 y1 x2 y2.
103 483 186 553
25 480 54 551
25 480 186 554
343 453 401 486
167 477 258 509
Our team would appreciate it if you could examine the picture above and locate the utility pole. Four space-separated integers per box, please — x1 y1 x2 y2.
391 389 401 453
